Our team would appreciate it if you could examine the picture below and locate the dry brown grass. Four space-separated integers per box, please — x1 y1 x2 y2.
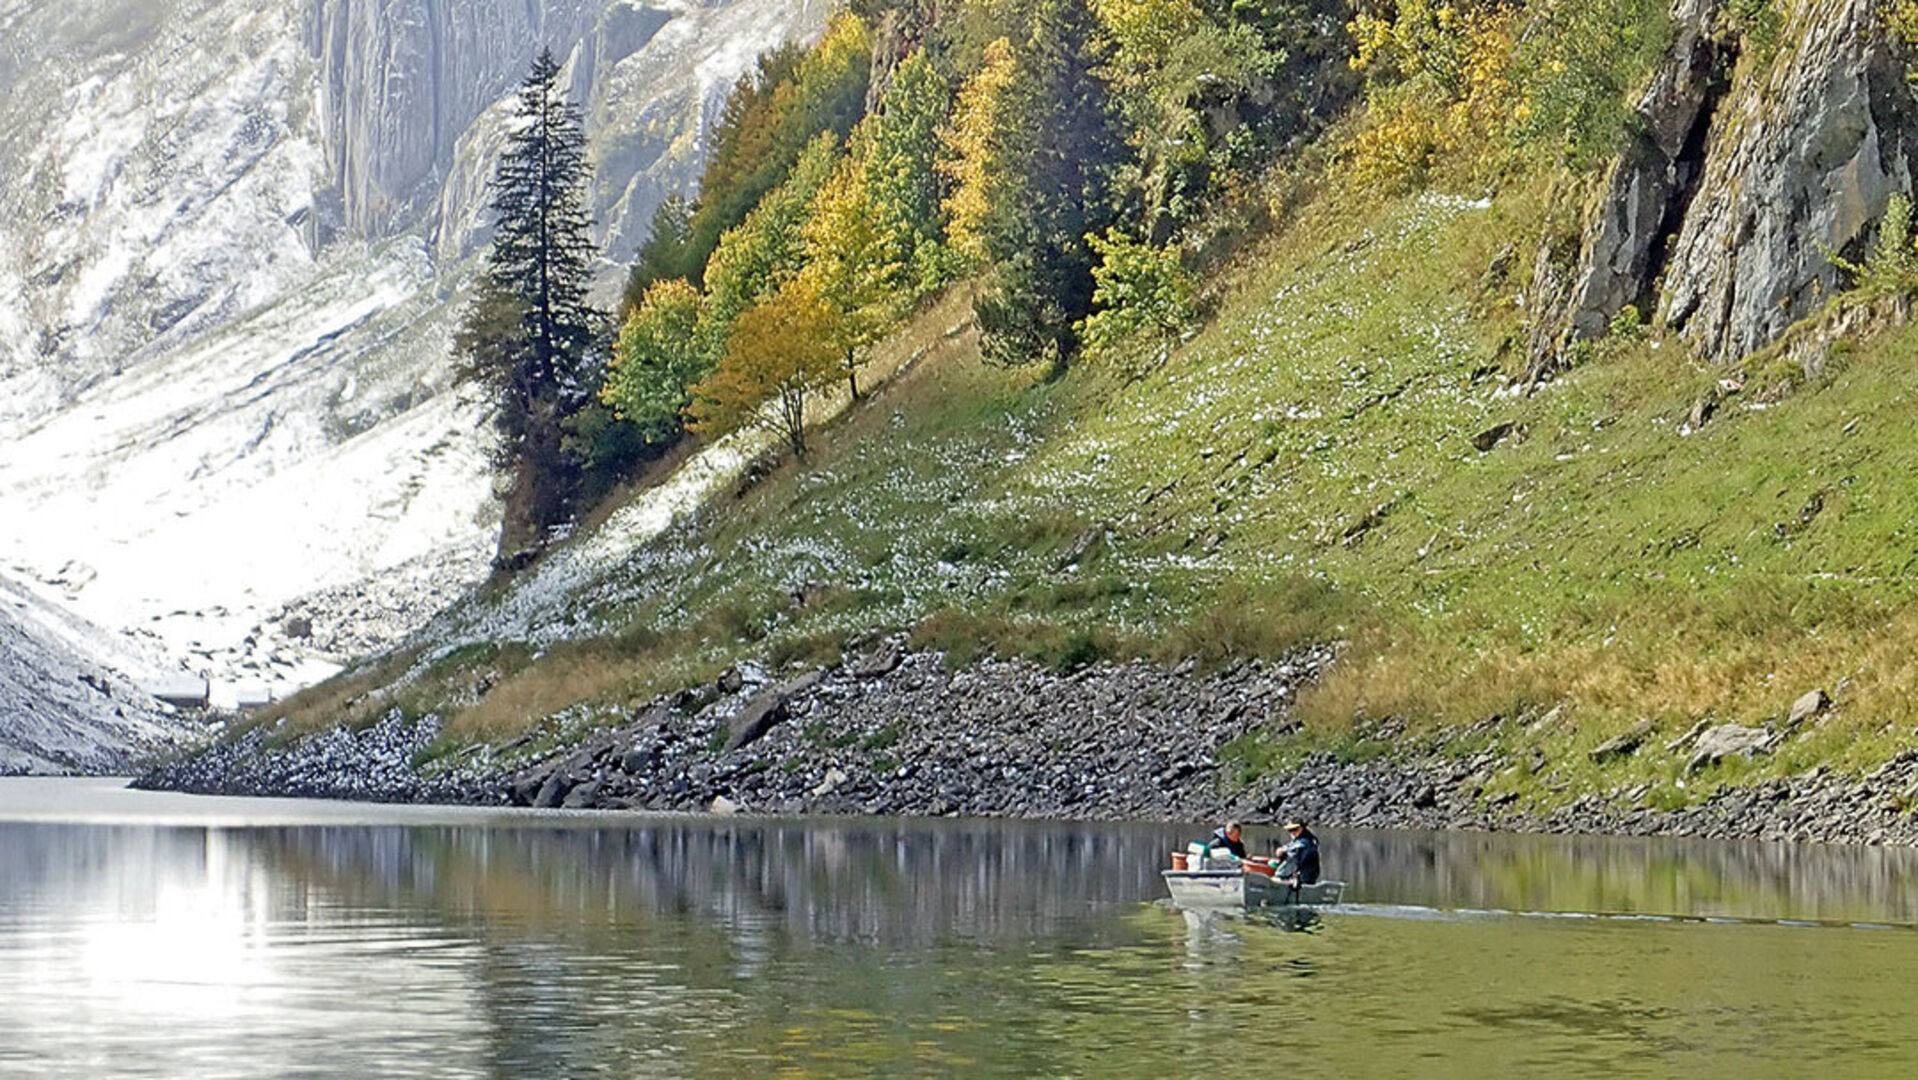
444 633 723 742
1296 601 1918 771
244 650 421 737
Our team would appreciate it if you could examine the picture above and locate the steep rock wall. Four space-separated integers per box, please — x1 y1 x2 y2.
305 0 602 241
1530 0 1918 370
307 0 824 262
1660 0 1918 359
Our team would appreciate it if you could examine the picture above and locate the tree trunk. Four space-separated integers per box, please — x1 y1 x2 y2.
495 401 575 567
783 387 808 459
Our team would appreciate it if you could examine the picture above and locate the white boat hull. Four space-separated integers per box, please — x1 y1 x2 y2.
1162 870 1344 909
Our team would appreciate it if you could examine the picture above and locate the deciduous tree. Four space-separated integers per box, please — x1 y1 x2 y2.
602 279 710 443
702 133 841 340
803 156 906 399
939 36 1018 266
686 14 874 277
1079 227 1198 362
687 276 843 458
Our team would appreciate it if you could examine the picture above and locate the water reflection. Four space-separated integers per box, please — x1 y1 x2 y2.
258 819 1189 947
6 785 1918 1078
1327 828 1918 923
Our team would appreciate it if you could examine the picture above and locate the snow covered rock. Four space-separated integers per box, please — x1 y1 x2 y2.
0 571 202 775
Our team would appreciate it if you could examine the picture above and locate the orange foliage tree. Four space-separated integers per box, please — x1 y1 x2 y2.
687 276 842 458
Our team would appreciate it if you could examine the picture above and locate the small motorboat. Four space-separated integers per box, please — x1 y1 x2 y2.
1162 848 1345 910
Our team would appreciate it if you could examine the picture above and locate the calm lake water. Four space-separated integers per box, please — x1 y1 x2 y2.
6 779 1918 1078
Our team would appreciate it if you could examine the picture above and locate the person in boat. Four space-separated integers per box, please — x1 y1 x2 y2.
1209 821 1247 859
1272 819 1321 886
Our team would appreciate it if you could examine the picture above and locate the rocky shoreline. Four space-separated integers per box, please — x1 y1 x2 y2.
135 643 1918 847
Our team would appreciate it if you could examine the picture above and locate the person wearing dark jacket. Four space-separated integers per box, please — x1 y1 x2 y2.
1273 820 1320 885
1209 821 1247 859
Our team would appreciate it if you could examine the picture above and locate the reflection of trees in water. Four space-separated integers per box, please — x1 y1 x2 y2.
10 820 1918 935
245 820 1215 1076
12 819 1918 1076
12 820 1918 938
254 819 1197 949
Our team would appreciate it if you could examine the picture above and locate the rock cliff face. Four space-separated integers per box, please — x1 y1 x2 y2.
307 0 599 241
1532 0 1918 369
0 0 822 751
1528 0 1727 370
304 0 797 260
1661 0 1918 360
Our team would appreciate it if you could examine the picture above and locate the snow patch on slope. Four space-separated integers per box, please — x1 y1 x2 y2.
444 430 767 649
1 240 496 697
0 0 823 732
0 570 201 775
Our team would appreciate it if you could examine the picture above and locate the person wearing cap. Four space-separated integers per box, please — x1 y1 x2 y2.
1209 821 1247 859
1272 819 1320 886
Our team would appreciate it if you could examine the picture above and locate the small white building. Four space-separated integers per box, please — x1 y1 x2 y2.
148 676 210 710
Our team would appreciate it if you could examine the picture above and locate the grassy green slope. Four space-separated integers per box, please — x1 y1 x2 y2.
276 167 1918 815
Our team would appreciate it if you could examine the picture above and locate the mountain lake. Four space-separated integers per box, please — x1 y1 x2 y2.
4 777 1918 1077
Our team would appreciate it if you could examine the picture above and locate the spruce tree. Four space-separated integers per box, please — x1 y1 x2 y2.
965 0 1128 367
619 196 696 316
458 47 603 560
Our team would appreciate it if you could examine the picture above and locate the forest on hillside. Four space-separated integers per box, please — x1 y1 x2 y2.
469 0 1827 556
260 0 1918 821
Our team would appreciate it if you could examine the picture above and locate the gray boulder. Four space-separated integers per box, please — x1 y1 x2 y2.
851 639 905 679
1687 724 1773 772
1589 720 1656 764
533 771 575 808
1787 689 1831 727
723 671 824 753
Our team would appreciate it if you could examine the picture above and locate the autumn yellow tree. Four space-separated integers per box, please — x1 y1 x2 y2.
686 275 842 458
939 36 1018 266
802 151 906 400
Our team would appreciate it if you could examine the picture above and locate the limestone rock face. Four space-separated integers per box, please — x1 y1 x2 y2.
1660 0 1918 360
1532 0 1918 371
1550 0 1726 357
305 0 603 241
306 0 808 261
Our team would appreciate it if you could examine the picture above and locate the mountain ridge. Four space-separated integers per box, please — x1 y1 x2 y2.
0 0 823 768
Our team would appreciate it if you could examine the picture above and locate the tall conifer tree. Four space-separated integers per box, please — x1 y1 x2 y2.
961 0 1128 367
457 47 602 559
